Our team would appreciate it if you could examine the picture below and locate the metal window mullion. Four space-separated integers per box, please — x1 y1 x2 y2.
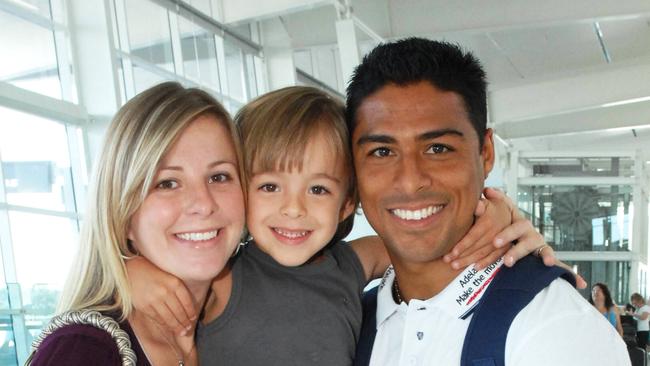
253 55 267 96
207 32 222 95
0 81 87 126
245 54 257 99
168 10 185 78
113 0 136 100
249 22 266 95
0 148 29 365
241 52 252 101
214 34 229 107
54 0 83 105
0 203 80 220
65 125 86 220
235 48 247 103
52 25 75 102
0 0 63 31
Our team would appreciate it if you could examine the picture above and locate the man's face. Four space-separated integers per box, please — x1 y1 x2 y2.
352 81 494 267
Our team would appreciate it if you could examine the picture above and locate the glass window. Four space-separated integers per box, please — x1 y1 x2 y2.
178 17 220 90
132 64 168 95
0 107 76 213
518 185 633 251
0 10 62 99
12 0 52 18
0 248 17 365
568 260 630 304
124 0 175 72
9 211 78 320
0 283 17 366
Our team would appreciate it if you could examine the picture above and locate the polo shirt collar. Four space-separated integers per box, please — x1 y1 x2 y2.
376 257 505 327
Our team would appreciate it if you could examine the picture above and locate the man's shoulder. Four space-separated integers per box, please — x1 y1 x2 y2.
517 277 599 324
505 278 630 365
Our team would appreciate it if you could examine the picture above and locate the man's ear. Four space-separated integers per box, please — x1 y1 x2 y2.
339 198 355 222
481 128 495 179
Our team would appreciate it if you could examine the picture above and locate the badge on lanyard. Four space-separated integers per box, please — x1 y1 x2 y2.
443 257 504 319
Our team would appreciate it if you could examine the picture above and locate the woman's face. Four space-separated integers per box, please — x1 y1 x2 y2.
591 285 605 303
129 115 245 285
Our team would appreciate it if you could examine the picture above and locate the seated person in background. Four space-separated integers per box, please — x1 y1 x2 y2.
591 282 624 336
628 293 650 350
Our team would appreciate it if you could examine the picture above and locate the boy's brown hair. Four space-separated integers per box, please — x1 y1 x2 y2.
235 86 357 243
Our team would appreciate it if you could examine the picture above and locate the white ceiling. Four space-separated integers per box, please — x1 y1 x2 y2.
225 0 650 158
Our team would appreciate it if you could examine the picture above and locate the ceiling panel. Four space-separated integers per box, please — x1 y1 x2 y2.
599 16 650 62
489 23 606 80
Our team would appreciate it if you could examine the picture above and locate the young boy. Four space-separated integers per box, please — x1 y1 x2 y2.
128 86 557 365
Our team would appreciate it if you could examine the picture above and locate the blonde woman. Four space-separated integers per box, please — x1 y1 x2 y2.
28 82 246 365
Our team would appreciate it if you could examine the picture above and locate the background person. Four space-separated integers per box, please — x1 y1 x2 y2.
628 293 650 349
590 282 624 336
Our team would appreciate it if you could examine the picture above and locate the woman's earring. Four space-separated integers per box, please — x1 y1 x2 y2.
121 240 140 260
232 243 242 258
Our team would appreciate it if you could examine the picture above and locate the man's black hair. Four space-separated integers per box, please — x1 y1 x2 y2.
345 37 488 147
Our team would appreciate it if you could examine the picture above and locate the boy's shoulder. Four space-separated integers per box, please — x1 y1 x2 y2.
238 240 359 272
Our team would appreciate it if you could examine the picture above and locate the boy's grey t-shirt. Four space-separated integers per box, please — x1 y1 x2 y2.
197 241 366 366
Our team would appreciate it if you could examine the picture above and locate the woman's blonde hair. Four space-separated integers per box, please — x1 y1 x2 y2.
235 86 357 244
57 82 243 320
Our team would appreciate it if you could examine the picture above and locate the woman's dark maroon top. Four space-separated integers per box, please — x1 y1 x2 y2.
29 321 150 365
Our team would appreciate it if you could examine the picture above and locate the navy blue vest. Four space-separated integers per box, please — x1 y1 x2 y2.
354 255 576 366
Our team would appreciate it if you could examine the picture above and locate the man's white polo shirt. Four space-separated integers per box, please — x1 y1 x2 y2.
368 260 630 366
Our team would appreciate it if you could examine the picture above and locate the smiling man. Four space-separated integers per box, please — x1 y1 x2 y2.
348 38 629 366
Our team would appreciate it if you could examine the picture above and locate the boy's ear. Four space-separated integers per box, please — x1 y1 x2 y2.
339 198 355 222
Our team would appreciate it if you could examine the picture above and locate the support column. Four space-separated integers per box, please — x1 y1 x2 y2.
630 150 647 295
335 17 359 88
261 18 296 90
68 0 121 162
506 150 519 202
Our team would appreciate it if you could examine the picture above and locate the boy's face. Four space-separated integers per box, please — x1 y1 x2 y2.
352 81 494 270
246 132 354 266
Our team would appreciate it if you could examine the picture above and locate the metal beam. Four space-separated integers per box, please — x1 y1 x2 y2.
220 0 330 24
518 177 634 186
556 251 636 262
151 0 262 55
0 81 87 124
490 61 650 124
496 99 650 139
